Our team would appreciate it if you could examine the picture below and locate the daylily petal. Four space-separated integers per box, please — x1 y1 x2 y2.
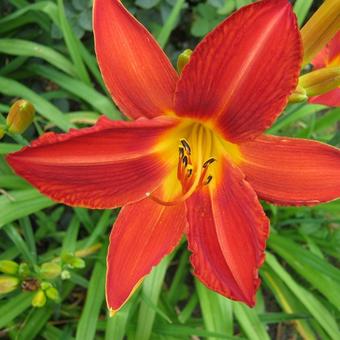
239 135 340 205
186 159 269 306
106 196 186 314
7 116 179 209
93 0 178 119
174 0 302 142
309 88 340 106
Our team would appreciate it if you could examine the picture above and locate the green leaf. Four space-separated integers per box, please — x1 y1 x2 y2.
0 292 33 329
57 0 91 85
0 39 76 76
293 0 313 27
195 279 233 338
135 255 172 340
233 302 270 340
0 76 74 131
28 64 120 119
75 246 106 340
157 0 185 48
266 252 339 339
0 189 55 229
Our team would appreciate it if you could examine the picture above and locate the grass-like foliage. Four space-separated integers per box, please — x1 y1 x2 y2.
0 0 339 339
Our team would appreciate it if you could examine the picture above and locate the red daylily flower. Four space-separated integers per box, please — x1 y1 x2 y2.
309 31 340 106
6 0 340 314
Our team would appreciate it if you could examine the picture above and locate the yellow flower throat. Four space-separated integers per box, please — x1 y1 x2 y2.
148 121 242 205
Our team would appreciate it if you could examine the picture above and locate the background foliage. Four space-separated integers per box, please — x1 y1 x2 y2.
0 0 339 339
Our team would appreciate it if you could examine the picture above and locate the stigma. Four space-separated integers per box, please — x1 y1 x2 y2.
146 125 216 206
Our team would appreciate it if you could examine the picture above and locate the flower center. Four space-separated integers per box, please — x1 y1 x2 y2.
146 123 217 206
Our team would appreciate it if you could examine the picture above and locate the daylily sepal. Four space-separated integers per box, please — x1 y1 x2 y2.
300 67 340 97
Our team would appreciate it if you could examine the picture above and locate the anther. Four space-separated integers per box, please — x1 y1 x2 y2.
182 155 188 167
179 147 184 158
205 175 213 185
180 139 191 155
187 167 193 177
203 158 216 168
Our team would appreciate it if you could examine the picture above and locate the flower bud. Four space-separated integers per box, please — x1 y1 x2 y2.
288 84 308 103
177 49 193 74
18 263 30 277
0 260 19 275
41 281 52 290
301 0 340 66
32 289 46 308
6 99 35 134
62 253 85 269
69 257 85 269
45 287 60 302
0 275 19 294
299 67 340 97
61 270 71 280
40 262 62 279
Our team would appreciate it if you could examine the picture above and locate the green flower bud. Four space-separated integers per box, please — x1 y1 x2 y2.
6 99 35 134
61 270 71 280
40 262 61 279
32 289 46 308
177 49 192 74
18 263 30 277
0 275 19 294
45 287 60 302
0 260 19 275
62 253 85 269
69 257 85 269
40 281 52 290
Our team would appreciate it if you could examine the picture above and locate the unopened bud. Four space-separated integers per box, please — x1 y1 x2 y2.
62 253 85 269
0 260 19 275
301 0 340 66
69 257 85 269
0 275 19 294
40 262 61 279
61 270 71 280
299 67 340 97
6 99 35 134
32 289 46 308
18 263 30 277
177 49 193 74
41 281 52 290
288 84 308 103
45 287 60 302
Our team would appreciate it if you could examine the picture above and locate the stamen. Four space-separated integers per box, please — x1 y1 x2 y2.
180 138 191 155
179 146 184 159
147 125 216 206
182 155 188 167
205 175 213 185
187 167 193 177
203 157 216 168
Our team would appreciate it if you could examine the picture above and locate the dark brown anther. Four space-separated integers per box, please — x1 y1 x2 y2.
179 147 184 158
205 175 213 185
180 139 191 155
182 155 188 167
187 168 193 177
203 158 216 168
